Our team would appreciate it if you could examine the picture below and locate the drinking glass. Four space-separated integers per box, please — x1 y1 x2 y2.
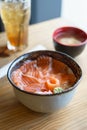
0 0 31 51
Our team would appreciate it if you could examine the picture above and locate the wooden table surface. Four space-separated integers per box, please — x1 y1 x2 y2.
0 18 87 130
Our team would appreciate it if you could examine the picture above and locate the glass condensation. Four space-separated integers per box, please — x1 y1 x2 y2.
0 0 31 51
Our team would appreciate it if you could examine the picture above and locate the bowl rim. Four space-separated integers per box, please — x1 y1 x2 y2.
7 50 82 97
53 26 87 47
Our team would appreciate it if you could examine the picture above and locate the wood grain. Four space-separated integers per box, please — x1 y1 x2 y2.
0 18 87 130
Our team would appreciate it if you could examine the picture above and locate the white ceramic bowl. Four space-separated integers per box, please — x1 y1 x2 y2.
7 50 82 113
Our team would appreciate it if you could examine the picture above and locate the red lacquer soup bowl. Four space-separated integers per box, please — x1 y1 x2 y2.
53 26 87 57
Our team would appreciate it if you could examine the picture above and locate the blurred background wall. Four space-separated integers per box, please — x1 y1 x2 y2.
0 0 87 32
30 0 61 24
61 0 87 31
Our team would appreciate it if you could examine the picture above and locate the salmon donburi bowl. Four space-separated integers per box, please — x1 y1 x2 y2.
7 50 82 113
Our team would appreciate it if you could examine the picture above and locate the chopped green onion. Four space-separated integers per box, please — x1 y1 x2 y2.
53 87 64 94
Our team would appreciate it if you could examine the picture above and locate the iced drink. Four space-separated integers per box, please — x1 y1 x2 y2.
1 1 31 51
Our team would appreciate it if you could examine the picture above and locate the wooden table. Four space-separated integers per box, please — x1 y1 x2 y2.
0 18 87 130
